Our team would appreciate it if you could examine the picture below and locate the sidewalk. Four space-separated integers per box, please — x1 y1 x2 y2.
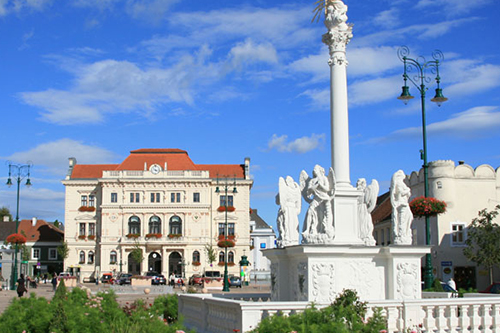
0 282 270 315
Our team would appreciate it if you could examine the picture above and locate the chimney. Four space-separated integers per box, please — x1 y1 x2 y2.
458 161 465 165
244 157 251 180
66 157 77 180
32 217 37 227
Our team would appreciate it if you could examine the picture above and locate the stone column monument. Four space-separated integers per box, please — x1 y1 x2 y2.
265 0 430 303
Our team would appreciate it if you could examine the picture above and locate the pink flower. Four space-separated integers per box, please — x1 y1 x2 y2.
380 331 388 333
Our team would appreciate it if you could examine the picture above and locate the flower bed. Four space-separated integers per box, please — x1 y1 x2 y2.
6 233 27 244
192 261 201 266
410 196 447 217
217 239 235 247
78 206 96 212
168 234 182 239
88 235 96 240
78 235 86 240
217 206 235 212
145 233 162 239
126 233 140 239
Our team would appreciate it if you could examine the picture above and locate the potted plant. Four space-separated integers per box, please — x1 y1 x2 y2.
217 238 235 247
6 233 27 245
146 233 162 239
126 233 140 239
78 235 86 240
410 196 447 217
192 261 201 266
217 206 235 212
78 206 96 212
88 235 96 240
168 233 182 238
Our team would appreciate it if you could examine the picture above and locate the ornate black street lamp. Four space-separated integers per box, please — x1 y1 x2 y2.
6 162 32 290
397 46 448 290
215 175 237 292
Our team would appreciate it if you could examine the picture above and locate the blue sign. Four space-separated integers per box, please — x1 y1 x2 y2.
441 261 452 266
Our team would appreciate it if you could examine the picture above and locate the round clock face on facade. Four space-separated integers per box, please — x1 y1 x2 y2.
150 164 161 174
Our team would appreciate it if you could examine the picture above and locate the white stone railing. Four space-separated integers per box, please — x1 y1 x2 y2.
178 294 500 333
102 170 209 179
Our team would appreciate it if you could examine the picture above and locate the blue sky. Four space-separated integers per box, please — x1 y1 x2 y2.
1 0 500 232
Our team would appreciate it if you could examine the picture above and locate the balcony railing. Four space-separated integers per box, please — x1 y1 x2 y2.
102 170 209 179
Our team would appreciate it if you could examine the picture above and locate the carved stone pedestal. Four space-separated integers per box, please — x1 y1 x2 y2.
264 245 430 302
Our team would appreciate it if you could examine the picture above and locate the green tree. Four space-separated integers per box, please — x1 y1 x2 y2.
130 240 143 273
463 205 500 284
204 244 217 266
0 206 12 222
58 241 70 271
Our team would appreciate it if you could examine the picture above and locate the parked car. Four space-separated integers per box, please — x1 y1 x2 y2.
152 274 167 285
480 282 500 294
203 271 221 278
229 275 242 288
58 272 71 281
101 272 114 284
174 274 185 286
189 274 203 286
117 273 133 285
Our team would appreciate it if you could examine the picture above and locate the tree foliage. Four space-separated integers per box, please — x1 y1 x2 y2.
205 244 217 266
130 240 144 267
463 205 500 284
0 206 12 222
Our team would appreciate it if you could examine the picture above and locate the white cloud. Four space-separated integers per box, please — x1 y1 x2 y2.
0 187 65 221
416 0 493 16
226 39 278 70
299 88 329 109
0 0 52 16
125 0 180 24
371 106 500 143
268 133 325 153
349 75 402 106
444 59 500 97
3 139 118 176
373 8 400 28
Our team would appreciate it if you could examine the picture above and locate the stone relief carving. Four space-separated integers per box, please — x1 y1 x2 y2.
294 262 308 301
300 165 336 244
391 170 413 245
356 178 379 246
276 176 301 248
311 263 335 303
344 261 382 299
396 262 419 299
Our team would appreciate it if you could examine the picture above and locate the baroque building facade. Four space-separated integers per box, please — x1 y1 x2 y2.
373 160 500 290
62 149 252 281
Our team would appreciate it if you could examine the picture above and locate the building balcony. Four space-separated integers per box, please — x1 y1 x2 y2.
102 170 210 179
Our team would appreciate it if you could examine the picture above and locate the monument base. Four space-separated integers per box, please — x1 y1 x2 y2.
264 245 430 302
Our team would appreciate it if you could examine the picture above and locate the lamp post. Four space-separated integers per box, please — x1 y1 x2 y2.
6 162 32 290
397 46 448 290
215 175 237 292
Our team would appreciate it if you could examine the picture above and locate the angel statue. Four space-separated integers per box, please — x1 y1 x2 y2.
324 0 349 32
276 176 301 248
390 170 413 245
356 178 379 246
299 164 336 244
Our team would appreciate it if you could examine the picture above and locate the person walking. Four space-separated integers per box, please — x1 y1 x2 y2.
51 275 58 292
16 274 27 297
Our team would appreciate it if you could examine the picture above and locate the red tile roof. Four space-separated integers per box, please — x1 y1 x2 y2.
17 219 64 243
69 149 245 179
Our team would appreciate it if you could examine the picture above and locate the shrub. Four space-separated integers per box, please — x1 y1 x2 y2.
250 289 386 333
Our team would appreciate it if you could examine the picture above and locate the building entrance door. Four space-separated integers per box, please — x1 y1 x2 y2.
148 252 162 273
168 252 181 276
128 253 141 275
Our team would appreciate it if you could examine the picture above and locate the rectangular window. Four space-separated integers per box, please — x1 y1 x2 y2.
89 195 95 207
111 192 118 203
193 192 200 203
220 195 234 207
81 195 88 207
89 223 95 236
451 224 466 245
32 248 40 260
151 193 161 203
79 223 86 236
171 193 181 203
228 223 235 236
130 193 140 203
218 223 225 236
49 248 57 260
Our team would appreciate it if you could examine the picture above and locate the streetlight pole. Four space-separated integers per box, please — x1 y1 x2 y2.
397 46 448 290
6 162 32 290
215 175 237 292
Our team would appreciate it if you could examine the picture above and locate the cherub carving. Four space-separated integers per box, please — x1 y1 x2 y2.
391 170 413 245
356 178 379 246
300 165 336 242
276 176 301 247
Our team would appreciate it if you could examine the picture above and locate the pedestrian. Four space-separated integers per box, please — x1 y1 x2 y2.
447 277 457 292
95 274 99 285
170 273 175 287
16 274 27 297
43 273 48 284
26 276 31 290
51 275 57 292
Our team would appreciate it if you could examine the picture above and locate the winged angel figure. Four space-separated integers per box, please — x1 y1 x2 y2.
356 178 379 246
300 164 336 243
276 176 301 247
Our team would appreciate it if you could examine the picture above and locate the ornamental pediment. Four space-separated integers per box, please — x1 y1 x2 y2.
75 214 97 221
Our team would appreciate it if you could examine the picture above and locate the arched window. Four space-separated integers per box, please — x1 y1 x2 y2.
228 251 234 264
88 251 94 264
79 251 85 264
192 251 200 263
110 251 117 264
128 216 141 235
218 251 225 263
169 216 182 235
149 216 161 234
